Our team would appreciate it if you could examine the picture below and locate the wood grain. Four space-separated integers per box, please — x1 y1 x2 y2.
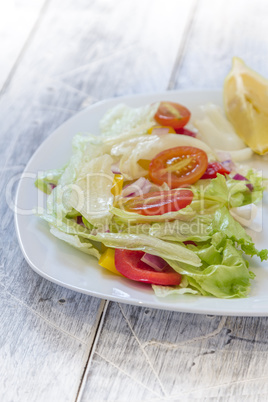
0 0 46 92
84 304 268 400
174 0 268 90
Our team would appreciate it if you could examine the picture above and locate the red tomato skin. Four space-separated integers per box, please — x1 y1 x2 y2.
149 146 208 189
174 127 197 137
124 189 193 216
154 102 191 129
201 162 231 179
114 249 181 285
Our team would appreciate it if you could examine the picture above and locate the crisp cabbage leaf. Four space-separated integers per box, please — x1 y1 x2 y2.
69 154 114 227
148 215 213 242
100 103 159 137
111 204 196 224
50 227 100 259
59 134 104 186
39 212 201 267
35 167 65 194
152 276 199 297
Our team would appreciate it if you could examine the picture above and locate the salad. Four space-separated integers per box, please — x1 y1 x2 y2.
35 98 268 299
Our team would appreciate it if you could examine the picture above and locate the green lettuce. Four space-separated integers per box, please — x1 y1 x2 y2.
211 206 268 261
167 239 254 298
50 227 100 259
111 204 196 224
35 167 65 194
192 173 264 209
152 276 199 297
38 212 201 267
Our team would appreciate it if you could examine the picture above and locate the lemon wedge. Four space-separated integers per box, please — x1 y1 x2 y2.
224 57 268 155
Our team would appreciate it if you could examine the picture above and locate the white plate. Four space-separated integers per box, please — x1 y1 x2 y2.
14 90 268 316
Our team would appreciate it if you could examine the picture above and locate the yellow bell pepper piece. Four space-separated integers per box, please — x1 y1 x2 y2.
147 125 175 134
111 174 124 197
98 248 123 276
137 159 150 171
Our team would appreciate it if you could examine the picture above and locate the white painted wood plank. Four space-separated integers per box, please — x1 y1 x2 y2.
83 304 268 401
174 0 268 89
0 286 105 402
0 0 45 91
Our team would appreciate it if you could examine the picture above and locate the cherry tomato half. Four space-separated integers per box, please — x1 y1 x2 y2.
154 101 191 129
149 146 208 189
201 162 231 179
114 249 181 285
124 189 193 216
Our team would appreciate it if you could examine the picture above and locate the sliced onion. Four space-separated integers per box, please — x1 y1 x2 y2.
49 183 56 190
233 173 247 181
216 151 232 162
122 177 151 197
141 253 168 271
175 127 197 137
111 162 121 174
152 127 170 135
221 159 236 172
226 148 253 162
233 173 253 191
216 148 253 162
76 216 85 227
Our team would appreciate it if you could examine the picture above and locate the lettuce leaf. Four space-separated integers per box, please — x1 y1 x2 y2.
69 154 114 227
152 276 199 297
193 173 264 209
111 204 196 224
100 103 158 137
59 133 104 186
211 206 268 261
35 168 65 194
167 239 254 298
39 212 201 267
148 215 212 242
50 227 100 259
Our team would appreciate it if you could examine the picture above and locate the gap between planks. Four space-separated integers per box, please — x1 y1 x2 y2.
73 2 199 401
74 300 109 402
167 0 198 90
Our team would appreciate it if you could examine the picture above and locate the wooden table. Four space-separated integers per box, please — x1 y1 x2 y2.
1 1 268 400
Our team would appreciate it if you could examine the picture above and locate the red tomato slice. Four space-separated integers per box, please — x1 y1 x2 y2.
124 189 193 216
149 146 208 189
154 101 191 129
114 249 181 285
174 127 197 137
201 162 231 179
